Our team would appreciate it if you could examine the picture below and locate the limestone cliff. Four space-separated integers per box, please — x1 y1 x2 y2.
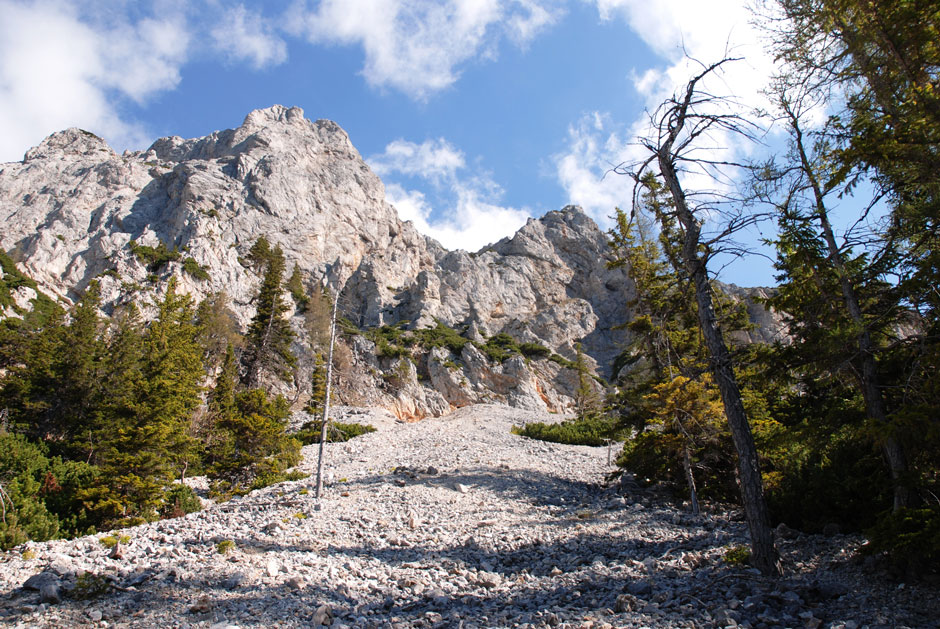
0 105 779 418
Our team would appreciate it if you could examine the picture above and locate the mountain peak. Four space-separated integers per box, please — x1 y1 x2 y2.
22 128 115 163
240 105 307 131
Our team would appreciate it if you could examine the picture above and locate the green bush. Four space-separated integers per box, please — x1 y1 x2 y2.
161 484 202 519
0 432 61 550
512 415 623 447
865 507 940 576
412 321 469 354
519 342 551 358
548 353 578 369
376 339 410 359
182 257 210 281
129 240 181 270
295 420 376 445
0 249 39 313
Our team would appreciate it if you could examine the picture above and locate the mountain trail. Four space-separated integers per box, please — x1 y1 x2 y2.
2 404 936 628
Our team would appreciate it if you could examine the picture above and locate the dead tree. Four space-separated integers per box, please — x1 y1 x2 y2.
618 59 782 576
315 282 342 500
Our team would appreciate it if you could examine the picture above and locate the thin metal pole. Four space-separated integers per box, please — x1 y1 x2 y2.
315 286 340 499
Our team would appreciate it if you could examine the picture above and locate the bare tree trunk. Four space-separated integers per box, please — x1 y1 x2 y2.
682 445 700 515
657 143 782 577
315 288 340 500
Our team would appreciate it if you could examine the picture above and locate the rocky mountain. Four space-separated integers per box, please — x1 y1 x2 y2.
0 105 779 418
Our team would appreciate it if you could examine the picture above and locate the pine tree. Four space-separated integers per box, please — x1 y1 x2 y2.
573 343 601 422
286 264 309 312
83 279 205 524
243 242 296 388
305 352 327 417
55 281 105 453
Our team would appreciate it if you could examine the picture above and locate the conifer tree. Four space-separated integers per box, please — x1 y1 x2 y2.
243 242 296 388
55 281 105 452
573 343 601 421
287 264 309 312
305 352 327 417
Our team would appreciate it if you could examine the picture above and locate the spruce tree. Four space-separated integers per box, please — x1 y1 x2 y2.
286 264 309 312
243 243 296 388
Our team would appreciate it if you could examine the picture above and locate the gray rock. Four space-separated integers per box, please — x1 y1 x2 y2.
313 603 334 626
23 572 59 591
0 106 785 419
39 582 62 604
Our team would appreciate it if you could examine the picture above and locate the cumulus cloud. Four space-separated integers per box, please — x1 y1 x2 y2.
553 0 777 224
370 139 530 251
553 112 642 226
285 0 561 100
369 138 466 183
211 4 287 70
0 1 298 163
0 0 191 162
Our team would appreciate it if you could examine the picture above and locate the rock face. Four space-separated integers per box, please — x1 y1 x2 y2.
0 105 779 418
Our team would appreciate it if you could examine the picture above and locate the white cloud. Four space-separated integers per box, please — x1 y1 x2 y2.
371 139 530 251
553 0 778 224
369 138 466 182
0 0 190 161
285 0 560 100
553 112 644 227
211 4 287 70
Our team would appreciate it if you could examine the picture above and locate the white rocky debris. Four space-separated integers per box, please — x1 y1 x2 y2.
2 404 935 628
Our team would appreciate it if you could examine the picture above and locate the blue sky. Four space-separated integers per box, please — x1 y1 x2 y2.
0 0 785 286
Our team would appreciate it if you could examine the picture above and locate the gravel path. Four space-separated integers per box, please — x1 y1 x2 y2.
1 404 937 628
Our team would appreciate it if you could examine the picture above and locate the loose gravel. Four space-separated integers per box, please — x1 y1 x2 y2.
1 404 937 628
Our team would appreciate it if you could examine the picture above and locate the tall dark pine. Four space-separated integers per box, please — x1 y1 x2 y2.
243 243 296 388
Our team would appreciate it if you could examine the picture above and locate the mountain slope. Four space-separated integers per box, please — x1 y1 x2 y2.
0 105 779 417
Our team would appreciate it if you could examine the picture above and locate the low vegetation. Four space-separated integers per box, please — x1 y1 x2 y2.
294 420 376 445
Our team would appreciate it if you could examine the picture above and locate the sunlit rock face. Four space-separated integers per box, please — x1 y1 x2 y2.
0 106 780 418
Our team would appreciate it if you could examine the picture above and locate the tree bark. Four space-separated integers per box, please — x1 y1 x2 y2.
682 445 700 516
315 287 340 500
657 148 782 577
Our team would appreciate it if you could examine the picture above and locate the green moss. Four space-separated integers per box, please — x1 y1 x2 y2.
723 545 752 566
71 572 110 599
98 534 130 549
216 539 235 554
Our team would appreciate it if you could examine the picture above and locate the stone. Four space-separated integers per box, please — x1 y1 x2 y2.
265 558 280 577
87 609 103 622
39 583 62 604
775 522 799 540
614 594 638 612
109 540 124 560
221 573 245 590
313 603 334 626
23 572 58 591
189 596 212 614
